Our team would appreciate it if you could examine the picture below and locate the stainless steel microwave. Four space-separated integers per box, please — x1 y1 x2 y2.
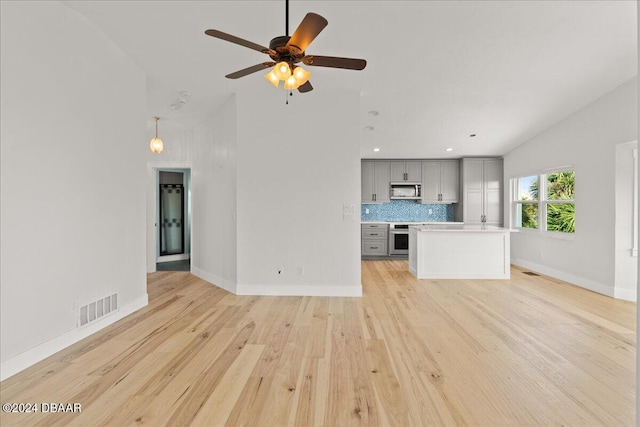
389 182 421 199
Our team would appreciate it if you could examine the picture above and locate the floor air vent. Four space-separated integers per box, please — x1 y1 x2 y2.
523 271 540 276
79 293 118 327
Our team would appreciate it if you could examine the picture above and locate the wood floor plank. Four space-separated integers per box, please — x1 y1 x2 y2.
162 320 256 426
364 339 409 426
124 327 238 426
223 297 302 426
190 344 265 427
1 262 635 426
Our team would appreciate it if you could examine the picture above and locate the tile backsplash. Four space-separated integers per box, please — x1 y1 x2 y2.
361 200 455 222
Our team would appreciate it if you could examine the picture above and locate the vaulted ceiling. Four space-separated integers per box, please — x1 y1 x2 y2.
64 1 637 158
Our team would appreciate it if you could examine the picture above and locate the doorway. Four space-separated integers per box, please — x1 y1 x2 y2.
159 172 185 256
147 163 192 273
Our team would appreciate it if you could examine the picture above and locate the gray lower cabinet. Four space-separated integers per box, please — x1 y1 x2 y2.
361 223 389 257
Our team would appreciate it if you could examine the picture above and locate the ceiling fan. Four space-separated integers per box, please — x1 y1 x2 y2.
204 0 367 93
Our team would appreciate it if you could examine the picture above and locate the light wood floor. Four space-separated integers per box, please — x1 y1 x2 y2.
1 261 636 426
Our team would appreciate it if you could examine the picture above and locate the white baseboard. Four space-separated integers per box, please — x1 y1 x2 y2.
614 287 637 302
511 258 617 298
0 293 148 381
157 254 190 263
190 266 361 297
236 284 363 297
191 266 237 294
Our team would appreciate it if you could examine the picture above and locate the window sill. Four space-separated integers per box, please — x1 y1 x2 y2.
514 227 575 241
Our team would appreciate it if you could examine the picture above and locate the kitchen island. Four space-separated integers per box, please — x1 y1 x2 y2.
409 224 512 279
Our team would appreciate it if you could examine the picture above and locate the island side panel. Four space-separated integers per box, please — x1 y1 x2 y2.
415 230 510 279
409 227 418 275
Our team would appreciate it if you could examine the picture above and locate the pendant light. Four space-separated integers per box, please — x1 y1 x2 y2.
149 116 163 154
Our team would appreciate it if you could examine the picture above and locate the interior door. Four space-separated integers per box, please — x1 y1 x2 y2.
159 184 185 255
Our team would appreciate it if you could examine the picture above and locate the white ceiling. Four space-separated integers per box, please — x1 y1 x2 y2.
64 0 637 159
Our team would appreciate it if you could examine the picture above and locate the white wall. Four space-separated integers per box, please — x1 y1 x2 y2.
235 90 362 296
504 77 638 299
0 1 148 379
614 141 638 300
190 96 238 293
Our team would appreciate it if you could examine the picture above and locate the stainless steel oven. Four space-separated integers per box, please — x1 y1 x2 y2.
389 224 410 255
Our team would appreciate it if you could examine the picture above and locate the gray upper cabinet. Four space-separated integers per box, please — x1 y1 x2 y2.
361 160 390 203
390 161 422 182
460 158 503 225
421 160 459 203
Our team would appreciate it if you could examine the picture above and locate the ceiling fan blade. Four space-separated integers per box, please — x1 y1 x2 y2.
205 29 274 55
225 62 275 79
302 55 367 70
286 13 328 52
298 81 313 93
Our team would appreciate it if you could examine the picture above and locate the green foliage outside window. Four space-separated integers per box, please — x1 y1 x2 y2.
547 203 575 233
521 203 538 229
547 171 575 200
517 171 575 233
547 171 575 233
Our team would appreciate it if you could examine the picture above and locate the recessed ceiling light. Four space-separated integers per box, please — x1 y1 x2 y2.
364 126 374 131
469 134 477 137
445 148 453 152
373 148 380 152
368 110 379 116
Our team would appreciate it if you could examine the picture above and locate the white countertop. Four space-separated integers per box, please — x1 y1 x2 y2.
411 224 515 232
362 221 464 225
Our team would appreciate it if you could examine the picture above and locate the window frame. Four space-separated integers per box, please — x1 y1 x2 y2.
511 167 575 239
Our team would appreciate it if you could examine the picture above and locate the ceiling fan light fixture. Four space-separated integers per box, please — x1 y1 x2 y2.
284 74 300 90
292 66 310 85
149 117 163 154
265 69 280 87
274 61 291 80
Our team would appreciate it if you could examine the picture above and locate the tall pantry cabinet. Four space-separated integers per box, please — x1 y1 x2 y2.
458 158 503 226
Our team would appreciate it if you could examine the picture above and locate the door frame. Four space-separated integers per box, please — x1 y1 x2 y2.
147 161 193 273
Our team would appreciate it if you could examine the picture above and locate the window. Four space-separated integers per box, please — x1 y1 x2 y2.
512 169 575 234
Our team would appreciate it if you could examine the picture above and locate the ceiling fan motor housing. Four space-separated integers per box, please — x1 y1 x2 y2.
268 36 304 64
